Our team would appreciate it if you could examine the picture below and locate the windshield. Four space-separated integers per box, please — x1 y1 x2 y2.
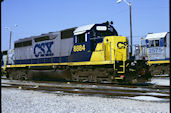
90 25 118 38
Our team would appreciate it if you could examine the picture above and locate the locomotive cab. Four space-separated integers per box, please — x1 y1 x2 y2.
145 32 170 63
70 22 119 62
73 22 118 52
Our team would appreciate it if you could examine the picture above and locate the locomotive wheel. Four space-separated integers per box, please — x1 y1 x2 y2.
149 64 170 76
16 70 26 80
88 69 97 83
70 68 79 81
7 68 29 80
7 69 17 80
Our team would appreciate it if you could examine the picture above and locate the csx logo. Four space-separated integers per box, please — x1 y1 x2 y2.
117 42 128 49
34 41 54 57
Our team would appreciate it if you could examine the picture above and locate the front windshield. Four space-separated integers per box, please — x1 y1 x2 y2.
90 25 118 38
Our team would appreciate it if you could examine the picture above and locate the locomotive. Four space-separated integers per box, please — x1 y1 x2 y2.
2 22 151 84
134 32 170 75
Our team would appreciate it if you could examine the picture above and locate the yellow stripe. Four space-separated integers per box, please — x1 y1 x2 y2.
114 77 123 79
148 60 170 65
6 61 115 68
68 61 113 66
6 63 68 68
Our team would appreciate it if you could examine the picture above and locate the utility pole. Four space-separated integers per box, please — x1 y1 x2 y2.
5 24 18 50
9 31 12 49
4 24 18 64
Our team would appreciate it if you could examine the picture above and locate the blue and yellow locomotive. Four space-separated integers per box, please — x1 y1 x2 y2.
3 22 151 83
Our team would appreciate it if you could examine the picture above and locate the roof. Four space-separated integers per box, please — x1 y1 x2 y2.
15 37 34 43
145 32 168 40
15 31 60 43
73 24 95 35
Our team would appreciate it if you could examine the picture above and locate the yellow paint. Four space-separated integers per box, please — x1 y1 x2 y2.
90 51 105 62
6 60 114 68
117 61 125 73
148 60 170 65
114 77 124 79
129 69 136 71
94 43 103 51
103 36 128 61
7 62 69 68
90 36 128 62
68 61 113 66
73 44 85 52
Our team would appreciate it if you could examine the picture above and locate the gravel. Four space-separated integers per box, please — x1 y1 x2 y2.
2 88 169 113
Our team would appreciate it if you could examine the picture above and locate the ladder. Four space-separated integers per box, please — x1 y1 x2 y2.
117 61 125 73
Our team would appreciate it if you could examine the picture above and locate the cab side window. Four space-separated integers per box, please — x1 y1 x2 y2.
150 40 154 47
75 33 87 43
90 30 96 38
164 37 167 47
155 40 159 47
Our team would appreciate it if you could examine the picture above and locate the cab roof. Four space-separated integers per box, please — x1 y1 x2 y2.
73 24 95 35
145 32 168 40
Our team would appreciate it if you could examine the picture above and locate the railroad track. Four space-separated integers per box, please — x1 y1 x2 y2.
1 78 170 101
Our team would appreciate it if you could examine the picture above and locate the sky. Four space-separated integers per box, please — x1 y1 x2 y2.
1 0 169 51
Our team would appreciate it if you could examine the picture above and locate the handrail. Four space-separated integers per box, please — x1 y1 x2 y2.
113 48 116 71
145 46 151 63
112 47 126 73
103 41 105 60
110 42 112 61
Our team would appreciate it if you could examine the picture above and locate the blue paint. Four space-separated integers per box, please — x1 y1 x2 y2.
70 32 93 62
34 41 54 57
159 38 164 47
148 47 164 54
117 42 128 49
69 51 92 62
45 42 54 56
53 57 59 63
14 56 70 64
146 40 149 48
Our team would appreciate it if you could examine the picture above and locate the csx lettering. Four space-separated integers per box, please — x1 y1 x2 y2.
34 41 54 57
117 42 128 49
149 47 163 54
73 45 86 52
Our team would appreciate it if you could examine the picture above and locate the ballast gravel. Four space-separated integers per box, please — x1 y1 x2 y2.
2 88 169 113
